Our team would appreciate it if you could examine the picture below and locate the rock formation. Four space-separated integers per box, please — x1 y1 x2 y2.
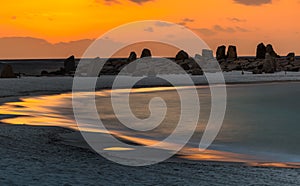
256 43 266 59
216 45 226 60
262 53 277 73
227 45 238 60
64 55 76 73
127 52 137 73
286 52 295 62
140 48 152 58
266 44 280 58
175 50 189 61
202 49 214 60
127 51 137 62
0 64 17 78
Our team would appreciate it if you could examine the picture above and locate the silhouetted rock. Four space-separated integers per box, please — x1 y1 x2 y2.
64 55 76 73
127 51 137 62
1 64 16 78
216 45 226 60
286 52 295 61
41 70 49 76
256 43 266 59
202 49 214 60
252 69 263 74
262 53 277 73
266 44 280 58
140 48 152 58
126 52 137 73
177 60 190 70
227 45 238 60
175 50 189 61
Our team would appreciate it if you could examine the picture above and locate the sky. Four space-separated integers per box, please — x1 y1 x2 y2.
0 0 299 58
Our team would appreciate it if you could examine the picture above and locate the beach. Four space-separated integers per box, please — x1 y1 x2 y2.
0 73 300 185
0 123 299 185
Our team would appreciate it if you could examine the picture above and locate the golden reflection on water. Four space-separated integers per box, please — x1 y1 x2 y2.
0 94 77 129
0 87 299 168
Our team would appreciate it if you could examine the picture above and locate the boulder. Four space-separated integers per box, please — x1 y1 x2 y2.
256 43 266 59
252 69 263 74
286 52 295 61
41 70 49 76
266 44 280 58
64 55 76 73
216 45 226 60
127 52 137 73
202 49 214 60
175 50 189 61
227 45 238 60
1 64 16 78
262 53 277 73
127 51 137 62
140 48 152 58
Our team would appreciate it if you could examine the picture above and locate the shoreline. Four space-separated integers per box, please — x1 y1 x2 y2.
0 75 300 184
1 72 300 100
0 79 300 168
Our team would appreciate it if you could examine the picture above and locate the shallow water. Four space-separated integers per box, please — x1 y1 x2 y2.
1 82 300 165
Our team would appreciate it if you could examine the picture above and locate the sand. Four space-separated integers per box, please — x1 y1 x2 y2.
0 73 300 185
0 123 299 185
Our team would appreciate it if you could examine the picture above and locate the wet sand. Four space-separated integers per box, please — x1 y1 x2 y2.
0 123 299 185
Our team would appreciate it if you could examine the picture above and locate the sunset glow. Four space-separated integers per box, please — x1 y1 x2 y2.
1 0 299 57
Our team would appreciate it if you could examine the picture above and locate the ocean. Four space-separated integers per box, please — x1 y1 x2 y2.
0 81 300 164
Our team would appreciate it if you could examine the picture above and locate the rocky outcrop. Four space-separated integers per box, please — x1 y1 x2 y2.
0 64 17 78
227 45 238 60
127 52 137 62
175 50 189 61
266 44 280 58
256 43 266 59
140 48 152 58
202 49 214 60
216 45 226 60
64 55 76 73
286 52 295 62
126 52 137 73
262 53 277 73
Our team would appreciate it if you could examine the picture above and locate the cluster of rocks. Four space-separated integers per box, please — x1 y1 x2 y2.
72 44 300 77
216 45 238 61
41 55 76 76
92 48 222 76
2 43 298 78
217 43 299 74
96 49 204 76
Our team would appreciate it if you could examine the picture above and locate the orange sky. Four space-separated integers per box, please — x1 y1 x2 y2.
0 0 300 58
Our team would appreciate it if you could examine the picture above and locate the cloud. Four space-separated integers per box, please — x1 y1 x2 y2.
129 0 153 4
193 28 216 36
0 37 95 59
103 0 120 5
233 0 272 6
178 18 195 26
155 21 173 27
192 24 250 36
144 27 154 32
98 0 153 5
228 17 246 22
182 18 194 23
213 25 236 33
235 26 249 32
